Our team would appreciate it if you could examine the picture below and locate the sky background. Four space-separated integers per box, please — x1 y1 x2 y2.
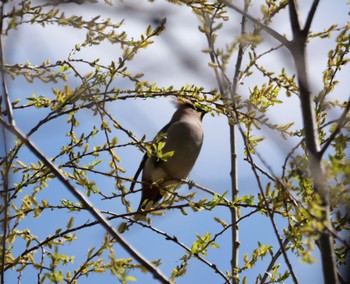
2 0 350 283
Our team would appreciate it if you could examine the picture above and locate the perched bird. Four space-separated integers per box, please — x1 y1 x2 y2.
131 99 206 215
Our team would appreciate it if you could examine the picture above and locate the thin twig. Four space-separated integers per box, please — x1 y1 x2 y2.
246 152 299 283
182 179 231 205
230 101 299 283
219 0 291 48
260 238 290 284
201 208 260 256
320 97 350 157
127 217 230 283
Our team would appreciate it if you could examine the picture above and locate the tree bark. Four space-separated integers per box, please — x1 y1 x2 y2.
291 39 339 284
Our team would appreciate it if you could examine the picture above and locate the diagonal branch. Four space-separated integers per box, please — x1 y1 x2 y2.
0 117 171 284
304 0 320 34
288 0 301 34
218 0 291 48
128 217 230 283
320 97 350 157
260 238 290 284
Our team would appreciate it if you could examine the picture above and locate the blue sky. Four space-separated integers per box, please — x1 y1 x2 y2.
2 0 349 283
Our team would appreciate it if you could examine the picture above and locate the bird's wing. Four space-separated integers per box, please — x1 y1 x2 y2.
130 121 172 192
129 153 147 192
157 121 172 136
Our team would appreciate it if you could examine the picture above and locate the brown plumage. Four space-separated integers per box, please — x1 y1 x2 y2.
130 100 206 214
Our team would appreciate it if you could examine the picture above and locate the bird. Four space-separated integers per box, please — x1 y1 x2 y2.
130 99 206 216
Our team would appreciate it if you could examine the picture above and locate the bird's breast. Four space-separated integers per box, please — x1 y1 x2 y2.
161 119 203 179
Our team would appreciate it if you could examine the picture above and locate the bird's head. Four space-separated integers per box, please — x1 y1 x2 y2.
173 98 207 120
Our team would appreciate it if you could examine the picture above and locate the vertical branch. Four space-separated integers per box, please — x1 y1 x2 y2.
0 2 13 283
232 109 299 283
0 131 9 284
291 41 339 284
220 1 340 283
200 4 243 282
288 1 338 283
0 3 14 126
229 120 239 284
229 1 250 283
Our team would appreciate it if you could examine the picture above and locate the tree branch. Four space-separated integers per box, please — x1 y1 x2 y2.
218 0 291 48
320 97 350 157
260 238 290 284
0 4 13 283
128 217 230 283
288 0 301 35
228 1 251 282
230 102 299 282
0 126 9 284
0 2 14 126
0 118 171 284
304 0 320 34
286 2 339 282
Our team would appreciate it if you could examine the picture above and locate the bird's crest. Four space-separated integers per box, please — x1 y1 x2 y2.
172 97 208 114
171 97 194 109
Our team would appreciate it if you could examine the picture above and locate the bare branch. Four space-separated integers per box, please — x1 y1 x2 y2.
304 0 320 34
228 1 251 282
288 0 301 34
